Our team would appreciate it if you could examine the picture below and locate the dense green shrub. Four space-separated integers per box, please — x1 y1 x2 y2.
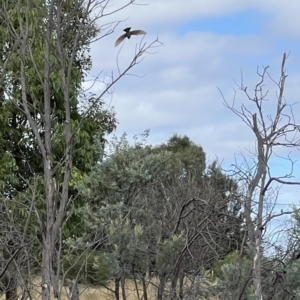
61 252 112 286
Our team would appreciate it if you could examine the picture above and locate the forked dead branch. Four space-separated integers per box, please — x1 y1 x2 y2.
219 53 300 300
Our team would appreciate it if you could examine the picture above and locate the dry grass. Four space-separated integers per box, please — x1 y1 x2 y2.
0 277 158 300
0 277 220 300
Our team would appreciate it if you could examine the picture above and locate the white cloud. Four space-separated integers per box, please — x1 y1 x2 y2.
86 0 300 168
101 1 300 242
258 1 300 39
102 0 257 29
86 0 300 231
98 0 300 40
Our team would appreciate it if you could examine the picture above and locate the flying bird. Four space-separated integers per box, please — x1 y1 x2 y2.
115 27 146 47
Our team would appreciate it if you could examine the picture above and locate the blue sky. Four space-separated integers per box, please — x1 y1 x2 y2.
86 1 300 237
177 10 269 36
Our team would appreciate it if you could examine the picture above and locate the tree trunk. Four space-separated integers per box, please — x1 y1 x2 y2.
142 277 148 300
69 279 79 300
169 274 178 300
114 278 120 300
20 279 32 300
169 259 182 300
253 234 263 300
41 241 52 300
132 269 141 300
178 270 184 300
121 276 127 300
157 273 167 300
41 159 56 300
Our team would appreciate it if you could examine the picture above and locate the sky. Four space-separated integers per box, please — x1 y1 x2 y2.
84 0 300 233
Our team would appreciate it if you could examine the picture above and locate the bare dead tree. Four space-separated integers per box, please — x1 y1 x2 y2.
219 52 300 300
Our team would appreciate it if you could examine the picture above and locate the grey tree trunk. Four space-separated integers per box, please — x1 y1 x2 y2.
142 277 148 300
114 278 120 300
69 279 79 300
178 269 184 300
157 273 167 300
121 276 127 300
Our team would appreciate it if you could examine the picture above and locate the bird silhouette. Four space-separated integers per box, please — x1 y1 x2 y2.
115 27 146 47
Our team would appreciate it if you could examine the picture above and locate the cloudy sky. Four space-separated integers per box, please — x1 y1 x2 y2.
85 0 300 218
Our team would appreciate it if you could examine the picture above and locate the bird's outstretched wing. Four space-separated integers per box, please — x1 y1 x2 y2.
130 30 146 36
115 29 146 47
115 33 126 47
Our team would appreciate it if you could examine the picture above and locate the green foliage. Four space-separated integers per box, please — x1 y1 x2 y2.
0 0 116 193
156 234 185 276
61 252 111 285
285 260 300 296
0 0 116 202
0 0 117 289
282 210 300 298
153 134 206 177
187 271 215 300
0 151 18 190
84 131 170 206
215 253 253 300
79 131 244 297
213 251 251 280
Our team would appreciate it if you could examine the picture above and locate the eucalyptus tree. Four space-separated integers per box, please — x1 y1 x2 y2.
0 0 161 299
82 132 243 300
